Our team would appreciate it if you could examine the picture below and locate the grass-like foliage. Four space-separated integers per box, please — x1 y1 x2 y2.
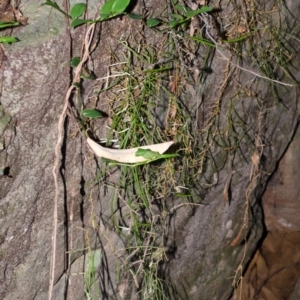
45 0 299 299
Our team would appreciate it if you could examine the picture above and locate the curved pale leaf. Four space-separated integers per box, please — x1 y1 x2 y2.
87 138 174 163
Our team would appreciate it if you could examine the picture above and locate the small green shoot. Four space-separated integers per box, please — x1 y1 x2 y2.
70 56 80 67
43 0 90 27
223 34 250 43
188 36 215 47
168 5 212 28
43 0 71 18
143 4 213 29
72 82 81 89
0 21 19 29
0 36 19 44
81 109 103 119
146 18 161 27
183 6 212 18
0 21 20 44
70 57 95 79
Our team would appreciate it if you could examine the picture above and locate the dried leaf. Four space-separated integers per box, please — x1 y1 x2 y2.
87 138 174 163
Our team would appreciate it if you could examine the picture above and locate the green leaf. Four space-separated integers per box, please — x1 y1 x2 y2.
107 153 179 166
172 0 178 4
200 6 213 13
70 3 86 19
81 109 103 119
73 82 81 88
175 4 187 12
71 18 91 28
99 0 130 20
0 21 19 29
168 20 182 28
143 66 172 73
80 68 96 80
99 13 110 20
170 14 183 20
176 193 192 198
146 18 161 27
135 148 161 160
70 56 80 67
184 6 213 18
111 0 130 13
43 0 60 10
188 36 215 47
128 13 143 20
100 0 115 19
0 36 19 43
43 0 71 18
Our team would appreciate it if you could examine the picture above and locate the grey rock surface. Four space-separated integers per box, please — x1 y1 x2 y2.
0 0 299 300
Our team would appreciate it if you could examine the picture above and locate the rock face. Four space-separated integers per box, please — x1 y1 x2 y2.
0 1 300 300
232 125 300 300
263 126 300 233
235 231 300 300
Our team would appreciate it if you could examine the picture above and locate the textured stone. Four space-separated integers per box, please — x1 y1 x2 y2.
0 0 300 300
263 125 300 232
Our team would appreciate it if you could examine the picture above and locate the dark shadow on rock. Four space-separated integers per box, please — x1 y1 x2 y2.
60 118 70 299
